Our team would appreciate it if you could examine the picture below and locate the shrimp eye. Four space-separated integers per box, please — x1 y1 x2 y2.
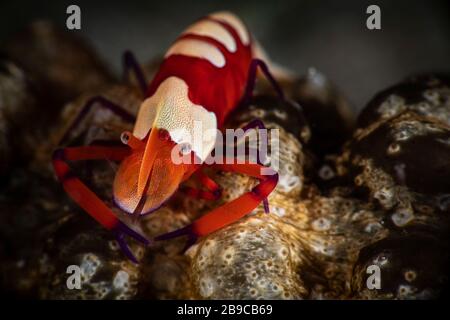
120 132 130 145
179 143 192 155
158 129 171 141
120 131 144 149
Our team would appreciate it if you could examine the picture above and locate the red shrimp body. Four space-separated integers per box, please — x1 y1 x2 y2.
147 12 253 126
113 12 256 215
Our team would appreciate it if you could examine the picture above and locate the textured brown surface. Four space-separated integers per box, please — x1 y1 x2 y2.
0 21 448 300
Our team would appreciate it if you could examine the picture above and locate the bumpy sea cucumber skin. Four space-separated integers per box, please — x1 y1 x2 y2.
337 74 450 299
184 74 450 300
183 96 387 299
28 52 448 299
185 98 311 299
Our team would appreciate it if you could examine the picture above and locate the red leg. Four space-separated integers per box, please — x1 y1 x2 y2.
52 145 149 263
181 170 222 201
155 161 278 246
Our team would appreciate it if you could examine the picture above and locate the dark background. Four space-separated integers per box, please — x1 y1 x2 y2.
1 0 449 111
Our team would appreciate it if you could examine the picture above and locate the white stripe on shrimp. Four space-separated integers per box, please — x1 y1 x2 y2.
165 38 226 68
183 19 237 53
133 76 217 162
209 11 250 45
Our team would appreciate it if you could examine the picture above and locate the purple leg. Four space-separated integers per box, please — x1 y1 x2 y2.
241 60 282 214
154 225 192 241
59 96 136 145
182 234 198 253
238 119 271 214
154 225 198 253
241 58 286 106
241 118 266 132
122 50 148 96
241 119 268 165
114 220 150 264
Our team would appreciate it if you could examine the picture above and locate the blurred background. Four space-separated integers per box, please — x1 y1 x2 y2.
0 0 449 111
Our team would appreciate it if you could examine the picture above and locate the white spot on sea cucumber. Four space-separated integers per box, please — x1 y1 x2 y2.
391 210 414 227
199 277 216 297
113 270 129 289
311 217 331 232
272 206 286 217
277 175 301 192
